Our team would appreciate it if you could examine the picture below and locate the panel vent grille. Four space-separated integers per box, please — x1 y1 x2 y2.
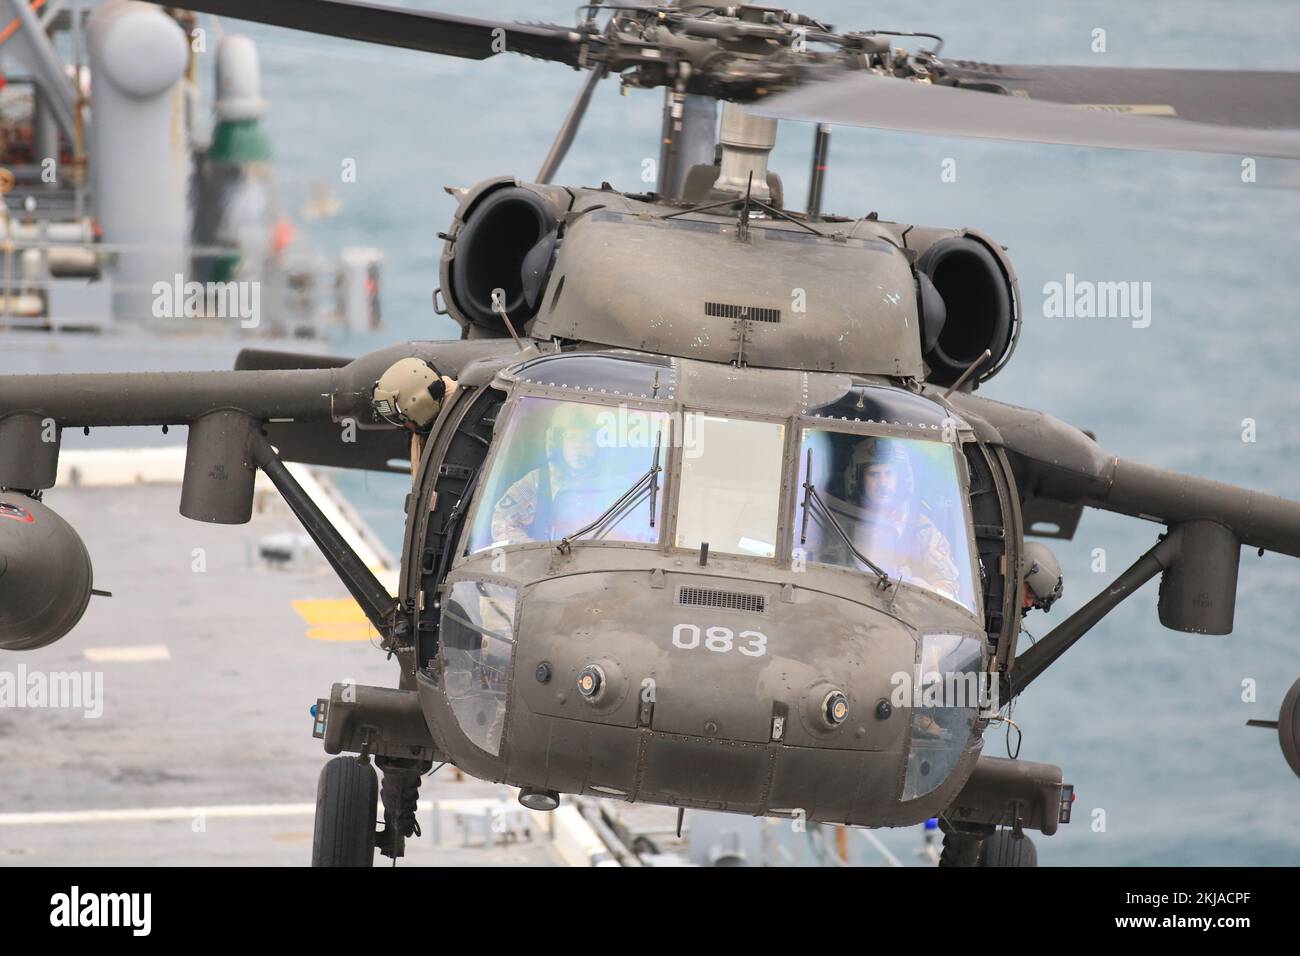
705 302 781 323
678 586 766 614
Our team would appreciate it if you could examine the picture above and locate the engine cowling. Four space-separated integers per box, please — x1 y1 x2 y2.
439 179 568 337
912 229 1019 388
0 493 94 651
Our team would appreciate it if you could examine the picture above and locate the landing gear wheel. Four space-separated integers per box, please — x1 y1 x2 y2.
977 828 1038 867
312 756 379 867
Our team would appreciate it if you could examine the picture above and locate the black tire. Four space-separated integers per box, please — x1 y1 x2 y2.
312 757 378 867
977 828 1038 867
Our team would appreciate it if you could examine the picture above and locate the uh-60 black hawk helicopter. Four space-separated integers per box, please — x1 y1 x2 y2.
2 0 1300 867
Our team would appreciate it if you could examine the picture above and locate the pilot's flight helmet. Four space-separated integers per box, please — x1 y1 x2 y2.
1022 541 1064 612
844 436 914 498
545 402 604 462
371 358 448 429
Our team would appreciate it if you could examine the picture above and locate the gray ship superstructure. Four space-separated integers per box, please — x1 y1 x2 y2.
0 0 382 378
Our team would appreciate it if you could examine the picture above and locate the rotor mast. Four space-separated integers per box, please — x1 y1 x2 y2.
710 102 777 202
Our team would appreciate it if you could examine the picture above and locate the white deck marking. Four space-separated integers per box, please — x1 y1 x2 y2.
83 645 171 662
0 803 316 826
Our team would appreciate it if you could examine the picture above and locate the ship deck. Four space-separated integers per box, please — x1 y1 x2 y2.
0 459 562 866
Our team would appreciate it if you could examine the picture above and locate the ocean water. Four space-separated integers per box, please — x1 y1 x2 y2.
232 0 1299 864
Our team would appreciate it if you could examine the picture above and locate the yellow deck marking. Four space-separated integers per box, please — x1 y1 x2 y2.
291 598 375 642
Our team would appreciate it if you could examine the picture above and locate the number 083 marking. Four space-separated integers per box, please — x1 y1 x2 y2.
672 624 767 657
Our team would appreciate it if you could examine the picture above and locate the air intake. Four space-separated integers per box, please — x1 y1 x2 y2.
705 302 780 323
678 586 766 614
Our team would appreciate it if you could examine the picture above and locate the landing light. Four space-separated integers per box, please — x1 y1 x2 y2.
823 690 850 726
518 788 560 812
577 664 606 701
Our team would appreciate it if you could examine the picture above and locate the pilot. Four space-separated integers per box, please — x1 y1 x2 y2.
491 402 626 544
826 437 961 599
1020 541 1063 616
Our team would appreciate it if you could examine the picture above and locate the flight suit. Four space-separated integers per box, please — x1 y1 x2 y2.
814 494 962 600
491 462 620 544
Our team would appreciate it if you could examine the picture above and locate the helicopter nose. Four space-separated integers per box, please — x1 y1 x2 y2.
497 570 925 814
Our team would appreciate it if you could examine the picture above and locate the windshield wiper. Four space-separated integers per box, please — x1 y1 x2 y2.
800 448 892 590
556 430 664 555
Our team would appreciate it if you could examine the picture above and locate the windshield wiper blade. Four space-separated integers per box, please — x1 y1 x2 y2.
556 466 661 555
648 428 663 529
800 448 892 589
557 429 665 554
807 488 892 589
555 470 654 553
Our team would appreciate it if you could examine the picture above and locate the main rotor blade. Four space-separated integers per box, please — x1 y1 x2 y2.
751 72 1300 159
939 64 1300 130
141 0 580 63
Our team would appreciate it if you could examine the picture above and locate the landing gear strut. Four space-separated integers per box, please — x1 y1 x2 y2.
376 757 428 862
937 820 1039 867
937 819 991 867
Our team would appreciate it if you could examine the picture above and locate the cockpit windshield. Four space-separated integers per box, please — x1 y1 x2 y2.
675 413 785 559
465 396 669 553
795 429 979 613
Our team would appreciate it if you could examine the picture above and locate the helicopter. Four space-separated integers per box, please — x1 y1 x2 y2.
2 0 1300 868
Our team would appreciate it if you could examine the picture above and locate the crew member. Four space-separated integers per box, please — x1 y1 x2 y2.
491 402 641 545
371 357 458 432
825 437 961 599
1020 541 1063 616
